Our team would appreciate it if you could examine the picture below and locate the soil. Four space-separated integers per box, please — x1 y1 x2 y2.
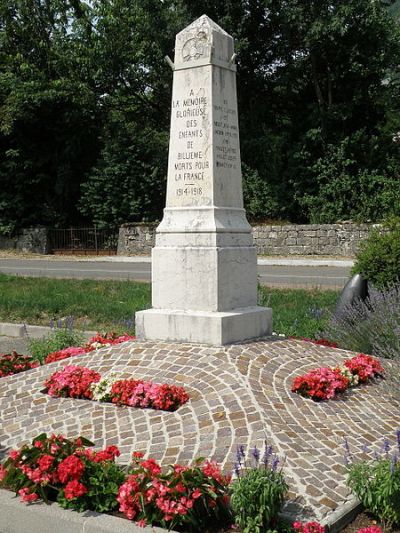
341 511 400 533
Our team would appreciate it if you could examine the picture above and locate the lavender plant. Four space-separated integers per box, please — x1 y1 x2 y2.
230 442 288 533
322 285 400 359
346 431 400 528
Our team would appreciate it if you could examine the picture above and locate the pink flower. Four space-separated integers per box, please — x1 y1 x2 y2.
18 488 39 503
357 527 383 533
44 365 101 399
293 522 325 533
192 488 202 499
0 464 7 481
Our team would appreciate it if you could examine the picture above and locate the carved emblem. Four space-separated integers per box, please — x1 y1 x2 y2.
182 30 209 62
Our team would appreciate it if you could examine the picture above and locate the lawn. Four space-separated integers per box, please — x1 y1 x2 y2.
0 273 338 338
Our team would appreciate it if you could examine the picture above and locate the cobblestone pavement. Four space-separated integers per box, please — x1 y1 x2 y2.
1 338 399 523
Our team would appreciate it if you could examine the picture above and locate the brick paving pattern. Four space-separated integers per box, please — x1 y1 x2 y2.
1 338 399 522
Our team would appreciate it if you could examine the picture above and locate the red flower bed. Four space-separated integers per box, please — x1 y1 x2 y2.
301 338 339 348
44 365 101 399
292 367 349 400
44 366 189 412
344 353 384 383
0 434 125 513
292 354 384 401
44 332 136 365
0 433 232 531
44 346 89 364
290 337 339 348
117 454 231 529
110 379 189 411
293 522 383 533
0 352 39 377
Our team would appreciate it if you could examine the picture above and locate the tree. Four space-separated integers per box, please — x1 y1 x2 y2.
0 0 399 232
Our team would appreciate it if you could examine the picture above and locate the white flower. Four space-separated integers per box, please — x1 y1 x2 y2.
90 373 120 402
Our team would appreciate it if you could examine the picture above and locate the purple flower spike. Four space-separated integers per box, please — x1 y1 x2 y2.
343 437 350 454
383 437 391 454
233 462 241 477
236 445 243 465
262 443 273 466
396 429 400 452
251 446 260 464
239 445 245 459
361 443 369 454
271 455 280 472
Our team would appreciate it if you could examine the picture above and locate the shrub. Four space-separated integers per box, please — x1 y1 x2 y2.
117 454 232 531
28 326 85 364
0 352 39 378
230 443 288 533
322 285 400 360
352 218 400 289
0 433 125 513
347 432 400 528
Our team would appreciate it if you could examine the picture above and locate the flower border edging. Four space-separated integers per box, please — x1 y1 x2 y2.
0 488 177 533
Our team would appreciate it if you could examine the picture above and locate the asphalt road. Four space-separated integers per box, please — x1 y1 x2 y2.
0 258 351 289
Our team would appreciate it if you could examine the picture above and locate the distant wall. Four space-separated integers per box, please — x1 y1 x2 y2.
118 223 374 257
117 223 157 255
0 227 49 254
0 223 374 257
252 223 373 256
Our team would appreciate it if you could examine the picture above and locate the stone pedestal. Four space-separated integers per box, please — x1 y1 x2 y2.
136 15 272 345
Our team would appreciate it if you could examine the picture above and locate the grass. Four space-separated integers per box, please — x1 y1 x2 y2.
0 273 339 338
258 285 338 338
0 273 150 333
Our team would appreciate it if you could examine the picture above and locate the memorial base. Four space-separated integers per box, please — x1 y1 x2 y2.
135 306 272 346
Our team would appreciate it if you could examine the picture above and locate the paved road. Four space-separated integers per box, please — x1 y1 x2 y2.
0 258 351 288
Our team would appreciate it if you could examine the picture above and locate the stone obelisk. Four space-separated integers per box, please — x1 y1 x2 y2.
136 15 272 344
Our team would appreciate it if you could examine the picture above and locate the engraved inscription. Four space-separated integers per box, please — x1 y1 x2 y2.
213 98 238 170
171 88 209 198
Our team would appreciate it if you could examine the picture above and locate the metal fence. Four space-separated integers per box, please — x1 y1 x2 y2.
48 227 119 255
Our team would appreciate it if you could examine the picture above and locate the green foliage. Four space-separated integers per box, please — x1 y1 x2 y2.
57 460 125 513
300 137 400 223
1 433 125 514
28 327 85 364
231 466 288 533
347 455 400 528
242 164 280 222
352 218 400 288
1 0 400 230
79 118 168 227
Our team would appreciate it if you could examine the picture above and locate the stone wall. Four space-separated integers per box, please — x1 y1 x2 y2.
117 223 157 255
252 223 373 256
118 222 373 257
0 227 49 254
